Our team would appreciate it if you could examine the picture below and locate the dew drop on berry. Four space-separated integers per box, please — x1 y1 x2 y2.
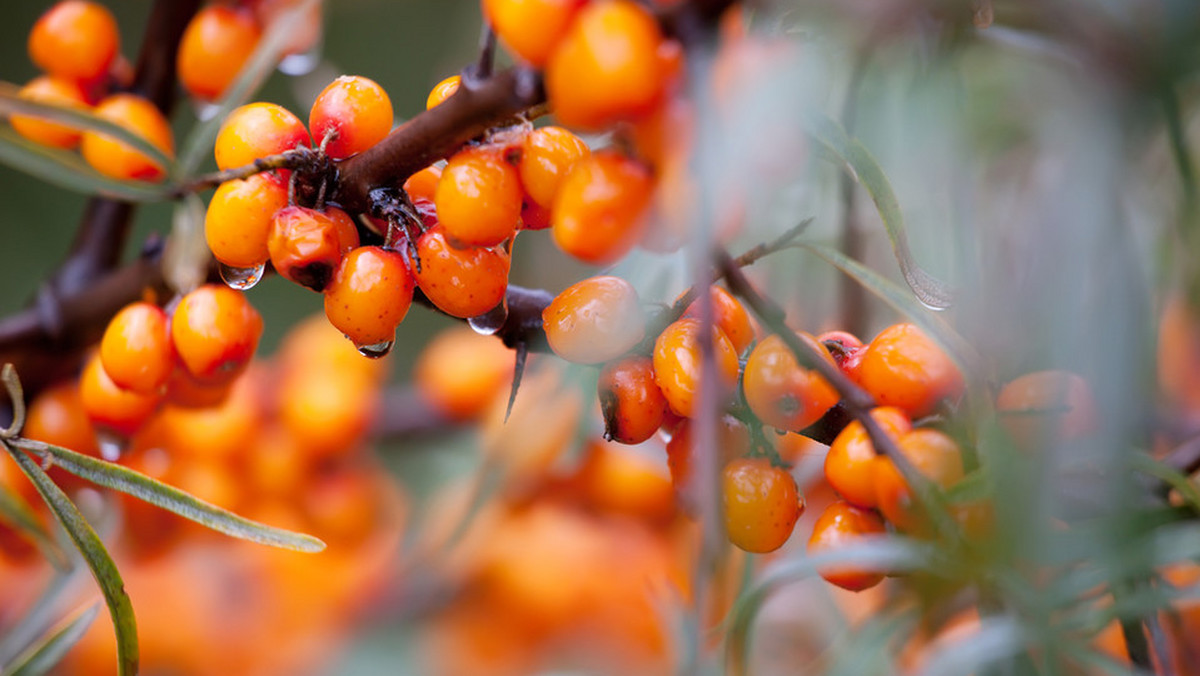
219 262 266 290
355 339 394 359
467 298 509 336
95 430 127 461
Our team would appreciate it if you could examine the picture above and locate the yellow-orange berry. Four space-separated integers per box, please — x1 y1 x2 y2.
425 75 460 109
323 246 415 349
28 1 119 84
807 500 888 591
170 285 263 386
214 102 310 171
723 457 803 553
542 275 645 364
99 301 174 395
552 150 653 265
995 370 1098 451
873 428 964 533
268 205 361 292
824 407 911 508
598 356 668 445
666 415 750 497
414 225 511 318
742 333 839 432
9 76 90 149
857 323 964 418
204 173 289 269
309 75 394 159
79 353 162 437
177 5 262 101
518 125 590 209
80 94 174 182
652 318 740 417
415 326 515 421
436 146 523 248
682 286 755 356
404 164 443 203
483 0 586 66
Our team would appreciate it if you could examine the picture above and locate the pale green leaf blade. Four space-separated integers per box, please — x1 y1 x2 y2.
1130 451 1200 512
4 604 100 676
0 482 69 571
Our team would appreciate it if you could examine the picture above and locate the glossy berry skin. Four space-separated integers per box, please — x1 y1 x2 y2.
214 102 310 171
10 76 90 149
80 94 174 182
177 5 262 101
204 174 289 269
323 246 415 347
79 353 162 437
404 164 443 202
552 151 653 265
743 333 839 432
414 225 511 318
598 356 668 445
723 457 803 553
268 206 361 292
653 318 740 418
436 146 523 247
170 284 264 386
857 323 964 418
309 75 393 159
824 406 912 508
995 370 1098 451
683 286 755 356
519 125 590 209
807 500 888 592
545 0 667 130
425 75 460 109
873 428 964 533
542 275 645 364
482 0 586 66
28 1 119 84
99 302 174 395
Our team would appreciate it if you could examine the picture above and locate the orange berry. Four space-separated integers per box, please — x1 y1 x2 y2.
276 313 391 386
25 380 99 491
204 174 289 269
177 5 262 101
414 224 511 318
170 284 263 386
857 323 964 418
159 370 263 461
214 102 310 171
542 275 645 364
309 75 394 159
995 370 1098 451
415 326 515 421
518 125 590 209
598 356 668 445
576 440 676 523
666 415 750 496
807 500 888 591
436 146 523 248
268 205 361 292
323 246 415 350
425 74 460 109
682 286 755 356
545 0 667 130
824 406 911 508
742 333 839 432
873 429 964 532
552 151 653 265
404 164 443 203
28 1 119 84
164 367 233 409
723 457 803 553
482 0 586 66
80 93 174 182
652 318 740 417
279 366 380 461
99 302 174 395
9 76 90 149
79 352 162 437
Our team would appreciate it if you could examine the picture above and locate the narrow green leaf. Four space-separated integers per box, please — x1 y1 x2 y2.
15 439 325 553
944 468 991 504
4 604 100 676
1130 451 1200 512
803 112 956 310
0 482 69 571
3 443 138 676
0 572 74 667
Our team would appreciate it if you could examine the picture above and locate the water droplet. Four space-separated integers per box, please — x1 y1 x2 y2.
278 40 322 76
219 262 265 290
356 340 393 359
95 431 127 462
191 99 221 122
468 299 508 336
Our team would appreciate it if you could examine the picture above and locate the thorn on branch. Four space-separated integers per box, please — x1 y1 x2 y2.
505 342 528 423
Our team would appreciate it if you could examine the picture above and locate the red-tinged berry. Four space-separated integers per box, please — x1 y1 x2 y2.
309 75 394 159
268 206 361 292
598 356 668 445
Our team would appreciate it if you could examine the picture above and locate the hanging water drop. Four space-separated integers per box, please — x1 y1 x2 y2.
219 262 266 290
191 98 221 122
95 431 127 462
278 38 323 76
356 340 394 359
468 299 509 336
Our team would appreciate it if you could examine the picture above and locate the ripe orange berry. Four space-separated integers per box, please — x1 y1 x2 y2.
542 275 645 364
268 205 361 292
28 1 119 84
309 75 394 159
170 284 264 386
483 0 586 66
436 146 523 248
723 457 803 553
652 318 740 417
518 125 590 209
666 415 750 496
279 358 381 461
425 75 460 109
177 5 262 101
10 76 90 149
214 102 310 171
598 356 668 445
165 367 233 409
415 326 515 421
99 302 174 395
995 370 1098 451
25 381 98 456
807 500 888 591
160 369 263 461
873 428 964 533
545 0 667 130
857 323 964 418
323 246 415 349
204 174 289 269
404 164 443 203
824 406 911 508
552 151 653 265
80 94 174 182
743 333 839 432
682 286 755 356
79 352 162 437
414 225 511 318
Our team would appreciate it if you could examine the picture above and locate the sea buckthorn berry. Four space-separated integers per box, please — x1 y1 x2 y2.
404 164 443 203
723 457 803 553
99 302 174 395
598 356 668 445
414 225 511 318
204 174 289 269
807 500 888 591
165 367 232 409
323 246 415 349
160 369 262 461
577 441 676 523
26 381 98 456
552 151 653 265
682 286 755 356
743 333 839 433
177 5 262 101
436 146 523 247
521 200 551 230
857 323 964 418
80 94 174 182
171 284 264 385
652 318 740 417
666 415 751 495
519 126 590 209
10 76 90 149
79 353 162 437
873 429 964 533
818 330 864 369
483 0 585 66
415 326 515 421
425 75 460 109
824 406 912 508
28 1 119 84
995 370 1098 451
545 0 667 130
309 75 394 159
214 102 310 171
268 205 361 292
542 275 645 364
